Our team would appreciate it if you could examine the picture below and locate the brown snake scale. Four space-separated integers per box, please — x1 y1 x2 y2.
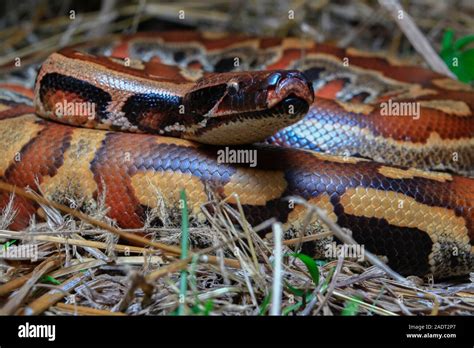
0 31 473 278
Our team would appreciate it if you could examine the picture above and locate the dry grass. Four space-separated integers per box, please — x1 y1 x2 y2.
0 0 473 316
0 185 472 316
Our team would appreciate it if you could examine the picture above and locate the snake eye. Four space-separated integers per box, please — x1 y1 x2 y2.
227 81 240 95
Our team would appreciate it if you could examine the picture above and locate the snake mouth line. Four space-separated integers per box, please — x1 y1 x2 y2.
184 94 311 144
199 94 310 129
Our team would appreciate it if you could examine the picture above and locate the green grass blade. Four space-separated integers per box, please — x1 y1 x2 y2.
441 28 454 51
320 266 335 294
178 189 189 315
289 253 320 286
282 302 302 315
285 283 306 297
259 291 272 315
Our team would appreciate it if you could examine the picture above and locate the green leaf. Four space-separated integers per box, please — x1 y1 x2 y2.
189 299 214 316
190 304 201 314
440 29 474 83
454 34 474 51
202 299 214 316
341 295 362 316
2 239 17 250
288 253 320 286
40 275 61 285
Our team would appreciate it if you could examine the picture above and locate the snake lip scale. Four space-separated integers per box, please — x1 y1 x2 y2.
0 31 473 279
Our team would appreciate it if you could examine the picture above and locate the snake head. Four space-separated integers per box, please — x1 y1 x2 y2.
182 70 314 145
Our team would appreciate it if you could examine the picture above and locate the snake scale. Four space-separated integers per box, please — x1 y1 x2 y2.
0 31 473 278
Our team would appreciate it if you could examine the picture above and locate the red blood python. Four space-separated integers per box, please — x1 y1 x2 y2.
0 31 473 278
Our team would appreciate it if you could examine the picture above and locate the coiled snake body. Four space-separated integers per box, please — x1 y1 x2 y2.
0 31 473 278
